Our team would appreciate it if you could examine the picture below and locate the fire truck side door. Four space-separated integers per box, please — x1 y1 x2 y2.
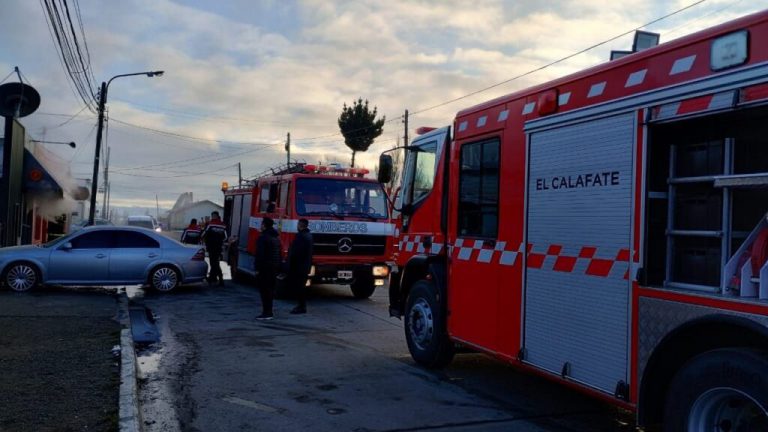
447 136 502 350
524 113 634 395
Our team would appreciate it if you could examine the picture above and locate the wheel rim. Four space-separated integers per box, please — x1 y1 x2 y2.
408 298 434 350
6 264 36 292
152 267 178 292
688 387 768 432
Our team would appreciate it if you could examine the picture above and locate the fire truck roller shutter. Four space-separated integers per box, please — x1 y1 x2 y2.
525 112 635 394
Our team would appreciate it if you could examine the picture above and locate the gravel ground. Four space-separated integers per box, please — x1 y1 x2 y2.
0 290 120 432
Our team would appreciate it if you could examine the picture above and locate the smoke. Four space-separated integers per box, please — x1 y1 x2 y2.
27 142 84 222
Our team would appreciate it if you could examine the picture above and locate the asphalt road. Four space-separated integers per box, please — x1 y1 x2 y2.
129 268 636 432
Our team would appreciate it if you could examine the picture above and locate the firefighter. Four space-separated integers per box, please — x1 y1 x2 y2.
180 218 202 245
255 217 282 320
288 218 313 315
201 211 227 286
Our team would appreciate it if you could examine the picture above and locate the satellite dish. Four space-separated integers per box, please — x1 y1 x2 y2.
0 82 41 118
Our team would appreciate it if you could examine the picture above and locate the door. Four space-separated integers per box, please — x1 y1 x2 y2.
110 231 161 283
524 113 634 394
49 230 114 282
447 137 502 350
399 127 449 257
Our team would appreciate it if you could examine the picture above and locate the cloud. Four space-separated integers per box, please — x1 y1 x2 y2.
3 0 766 213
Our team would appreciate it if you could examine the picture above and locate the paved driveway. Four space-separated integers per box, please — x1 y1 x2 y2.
131 278 634 432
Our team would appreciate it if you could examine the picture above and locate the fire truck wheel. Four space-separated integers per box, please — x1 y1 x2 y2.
351 276 376 299
404 280 454 369
662 348 768 432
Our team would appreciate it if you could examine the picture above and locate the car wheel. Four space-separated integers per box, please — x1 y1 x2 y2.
404 280 454 369
3 262 40 292
663 348 768 432
150 266 180 292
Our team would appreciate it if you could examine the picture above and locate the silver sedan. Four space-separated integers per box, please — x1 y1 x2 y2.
0 226 208 292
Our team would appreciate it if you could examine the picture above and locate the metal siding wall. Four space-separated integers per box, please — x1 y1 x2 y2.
525 113 634 393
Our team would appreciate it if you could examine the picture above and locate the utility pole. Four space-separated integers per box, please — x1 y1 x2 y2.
89 81 107 225
101 146 110 219
285 132 291 166
403 109 409 146
238 162 242 186
155 194 160 220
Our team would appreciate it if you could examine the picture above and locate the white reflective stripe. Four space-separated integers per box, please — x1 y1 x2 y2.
458 121 468 131
558 92 571 106
251 217 393 236
477 249 493 263
522 102 536 115
498 110 509 121
473 239 484 249
709 90 736 110
477 116 487 127
625 69 647 87
587 82 606 98
432 243 443 254
458 247 473 260
500 251 518 266
658 102 681 119
670 55 696 75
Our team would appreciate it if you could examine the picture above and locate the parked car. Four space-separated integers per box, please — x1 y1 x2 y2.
0 226 207 292
69 218 112 233
126 215 161 232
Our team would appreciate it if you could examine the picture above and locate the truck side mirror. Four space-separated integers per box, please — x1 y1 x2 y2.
378 154 393 184
61 242 73 251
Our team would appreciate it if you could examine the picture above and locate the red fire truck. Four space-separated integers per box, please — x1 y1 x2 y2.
378 10 768 430
223 163 393 299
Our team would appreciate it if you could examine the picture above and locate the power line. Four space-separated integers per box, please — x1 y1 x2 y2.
409 0 709 117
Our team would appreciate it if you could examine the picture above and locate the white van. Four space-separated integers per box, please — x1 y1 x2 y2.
126 215 161 232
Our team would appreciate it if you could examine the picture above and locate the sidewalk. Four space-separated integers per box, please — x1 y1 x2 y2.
0 289 120 432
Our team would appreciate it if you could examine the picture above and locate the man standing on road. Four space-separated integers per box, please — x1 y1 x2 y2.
289 218 313 315
255 217 282 320
202 211 227 286
180 218 202 244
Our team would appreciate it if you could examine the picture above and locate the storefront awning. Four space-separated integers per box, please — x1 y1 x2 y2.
23 148 63 196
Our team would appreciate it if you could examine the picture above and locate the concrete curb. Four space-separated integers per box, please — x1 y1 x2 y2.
119 292 142 432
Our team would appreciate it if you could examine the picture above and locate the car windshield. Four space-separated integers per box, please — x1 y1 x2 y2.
296 178 388 219
127 220 154 229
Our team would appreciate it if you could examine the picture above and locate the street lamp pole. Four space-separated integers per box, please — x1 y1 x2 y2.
88 71 163 225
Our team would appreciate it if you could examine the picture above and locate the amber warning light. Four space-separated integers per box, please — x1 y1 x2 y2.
221 181 229 192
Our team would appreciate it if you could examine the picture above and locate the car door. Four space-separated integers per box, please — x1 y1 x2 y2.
48 230 114 283
109 231 161 283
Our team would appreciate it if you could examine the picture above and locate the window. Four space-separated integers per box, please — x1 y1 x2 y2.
70 231 115 249
295 178 388 218
402 141 438 206
115 231 159 248
458 138 500 238
258 183 278 213
279 181 290 211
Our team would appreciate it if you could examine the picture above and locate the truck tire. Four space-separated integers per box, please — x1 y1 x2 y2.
663 348 768 432
351 276 376 299
404 280 454 368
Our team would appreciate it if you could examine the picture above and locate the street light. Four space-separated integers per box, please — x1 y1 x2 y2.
30 139 76 148
89 70 164 225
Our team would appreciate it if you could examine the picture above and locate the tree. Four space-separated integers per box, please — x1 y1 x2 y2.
337 98 386 167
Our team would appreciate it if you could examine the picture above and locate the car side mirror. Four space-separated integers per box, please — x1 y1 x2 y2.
61 242 73 251
377 154 393 184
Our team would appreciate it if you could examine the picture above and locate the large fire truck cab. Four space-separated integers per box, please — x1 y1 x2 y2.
223 163 393 299
381 10 768 430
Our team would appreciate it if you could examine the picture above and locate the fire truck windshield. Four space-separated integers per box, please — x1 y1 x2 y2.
296 178 388 219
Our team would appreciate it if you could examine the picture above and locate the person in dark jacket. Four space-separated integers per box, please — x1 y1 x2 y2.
201 211 228 286
180 218 202 245
255 217 282 320
288 218 313 314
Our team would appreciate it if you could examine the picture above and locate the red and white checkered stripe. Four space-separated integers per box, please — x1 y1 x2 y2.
399 236 633 280
650 90 737 121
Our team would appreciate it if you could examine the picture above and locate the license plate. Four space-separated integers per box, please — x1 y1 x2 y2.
337 270 353 279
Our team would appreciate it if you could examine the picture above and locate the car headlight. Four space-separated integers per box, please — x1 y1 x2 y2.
155 227 162 232
372 265 389 277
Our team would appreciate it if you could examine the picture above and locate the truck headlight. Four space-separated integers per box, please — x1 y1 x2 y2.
372 265 389 277
308 265 316 277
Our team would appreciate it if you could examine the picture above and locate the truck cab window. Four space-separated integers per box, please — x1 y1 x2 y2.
402 141 437 206
458 138 500 238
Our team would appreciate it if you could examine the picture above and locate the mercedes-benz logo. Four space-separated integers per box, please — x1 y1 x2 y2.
337 237 353 253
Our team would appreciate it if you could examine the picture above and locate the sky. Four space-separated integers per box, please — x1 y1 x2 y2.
1 0 767 212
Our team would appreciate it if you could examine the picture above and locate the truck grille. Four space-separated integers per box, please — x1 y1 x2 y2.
312 234 387 256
